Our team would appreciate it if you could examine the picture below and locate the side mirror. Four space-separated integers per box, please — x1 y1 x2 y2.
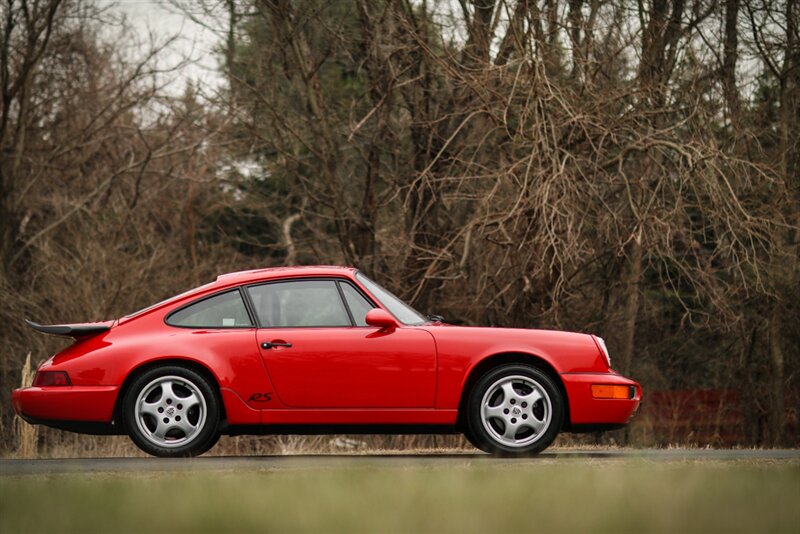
365 309 399 330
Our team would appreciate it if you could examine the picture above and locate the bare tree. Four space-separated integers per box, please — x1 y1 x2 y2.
2 0 798 454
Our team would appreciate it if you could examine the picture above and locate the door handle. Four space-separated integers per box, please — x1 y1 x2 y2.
261 341 292 349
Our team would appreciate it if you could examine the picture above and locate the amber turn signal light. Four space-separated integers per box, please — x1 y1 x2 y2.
33 371 72 387
591 384 633 399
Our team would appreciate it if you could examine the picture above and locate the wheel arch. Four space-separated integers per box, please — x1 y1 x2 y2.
113 358 227 429
456 352 570 431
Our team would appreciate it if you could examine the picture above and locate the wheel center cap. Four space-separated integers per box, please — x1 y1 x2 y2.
511 406 521 415
166 406 176 416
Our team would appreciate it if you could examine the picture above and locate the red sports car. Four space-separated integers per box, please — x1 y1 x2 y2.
12 266 640 457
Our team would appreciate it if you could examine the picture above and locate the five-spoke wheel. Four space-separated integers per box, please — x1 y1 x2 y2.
480 374 552 447
466 364 563 455
134 375 207 448
123 365 220 457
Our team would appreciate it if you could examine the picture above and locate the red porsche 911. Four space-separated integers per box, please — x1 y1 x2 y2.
12 266 640 457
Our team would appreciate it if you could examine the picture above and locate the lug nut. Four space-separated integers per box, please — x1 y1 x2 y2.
522 414 528 419
522 402 527 408
503 409 509 414
510 399 516 404
166 399 173 405
163 417 169 423
176 416 181 421
511 418 517 423
177 404 183 410
158 407 164 413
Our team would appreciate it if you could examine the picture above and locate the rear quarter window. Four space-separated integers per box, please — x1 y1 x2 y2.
166 290 253 328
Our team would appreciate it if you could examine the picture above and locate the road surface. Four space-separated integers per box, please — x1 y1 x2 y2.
2 448 798 476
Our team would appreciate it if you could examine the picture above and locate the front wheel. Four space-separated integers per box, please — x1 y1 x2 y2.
123 365 220 457
466 364 564 455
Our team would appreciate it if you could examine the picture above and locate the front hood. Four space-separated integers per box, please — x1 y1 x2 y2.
427 322 594 339
421 323 607 374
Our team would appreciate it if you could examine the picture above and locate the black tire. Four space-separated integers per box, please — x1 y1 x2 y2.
123 365 221 457
461 427 484 451
196 430 222 456
466 364 564 456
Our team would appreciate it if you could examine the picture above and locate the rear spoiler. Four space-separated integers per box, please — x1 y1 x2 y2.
25 319 111 340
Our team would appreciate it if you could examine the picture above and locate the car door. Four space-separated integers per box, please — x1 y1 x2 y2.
246 278 437 408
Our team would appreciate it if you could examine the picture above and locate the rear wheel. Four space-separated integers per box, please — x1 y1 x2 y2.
466 364 563 455
123 365 220 457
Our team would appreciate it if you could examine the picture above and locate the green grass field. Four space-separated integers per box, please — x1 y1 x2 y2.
2 459 798 533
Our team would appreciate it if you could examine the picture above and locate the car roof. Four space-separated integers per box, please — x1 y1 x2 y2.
119 266 359 323
214 265 358 286
120 266 360 323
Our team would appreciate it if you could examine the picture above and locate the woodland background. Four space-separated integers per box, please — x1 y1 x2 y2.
0 0 797 456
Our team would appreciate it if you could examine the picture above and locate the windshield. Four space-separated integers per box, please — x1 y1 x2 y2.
355 272 428 326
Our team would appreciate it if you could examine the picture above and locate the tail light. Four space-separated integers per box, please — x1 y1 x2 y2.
33 371 72 387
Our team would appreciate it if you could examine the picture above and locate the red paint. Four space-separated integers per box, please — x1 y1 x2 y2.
13 386 118 422
561 372 641 424
263 409 457 425
11 266 640 433
257 327 437 408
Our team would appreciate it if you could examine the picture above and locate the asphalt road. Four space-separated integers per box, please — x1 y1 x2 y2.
2 449 798 476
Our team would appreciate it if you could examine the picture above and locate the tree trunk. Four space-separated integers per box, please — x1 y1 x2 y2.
767 307 785 445
766 0 800 447
604 232 643 376
722 0 740 126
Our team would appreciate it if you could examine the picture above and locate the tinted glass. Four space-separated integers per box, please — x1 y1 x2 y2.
167 290 253 328
355 272 427 325
340 282 374 326
247 280 351 327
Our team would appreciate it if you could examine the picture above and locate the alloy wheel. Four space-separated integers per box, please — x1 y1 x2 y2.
134 375 208 448
479 374 552 448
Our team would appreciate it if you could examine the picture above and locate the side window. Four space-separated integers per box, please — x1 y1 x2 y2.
340 282 374 326
167 290 253 328
247 280 351 327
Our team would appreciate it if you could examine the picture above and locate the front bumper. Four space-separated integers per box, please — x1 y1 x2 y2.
560 372 641 429
12 385 119 423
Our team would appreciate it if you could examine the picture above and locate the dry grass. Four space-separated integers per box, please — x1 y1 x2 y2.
5 434 475 459
12 354 37 460
3 415 726 459
2 427 633 459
